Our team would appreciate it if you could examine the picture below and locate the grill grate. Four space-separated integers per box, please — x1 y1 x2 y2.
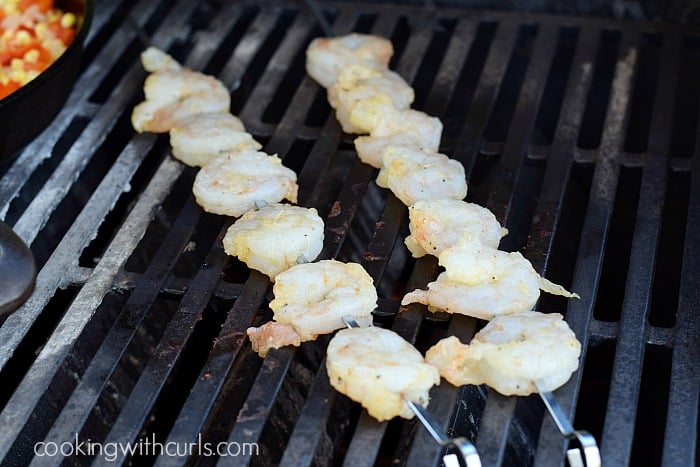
0 1 698 466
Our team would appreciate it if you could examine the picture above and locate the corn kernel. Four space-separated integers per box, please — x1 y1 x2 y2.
61 13 76 29
15 30 33 46
35 23 48 40
10 58 24 70
23 49 40 63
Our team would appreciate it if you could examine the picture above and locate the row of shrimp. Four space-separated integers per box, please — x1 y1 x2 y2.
305 31 583 423
130 46 403 414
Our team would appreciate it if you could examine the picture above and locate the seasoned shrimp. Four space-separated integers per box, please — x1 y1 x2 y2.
306 33 394 88
404 199 508 258
375 145 467 206
350 96 443 168
425 311 581 395
327 326 440 421
192 149 298 217
132 68 231 133
268 260 377 340
169 112 262 167
327 65 414 134
222 204 324 280
140 46 182 73
402 242 579 320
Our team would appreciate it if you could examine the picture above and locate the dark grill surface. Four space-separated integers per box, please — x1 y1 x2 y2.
0 1 698 466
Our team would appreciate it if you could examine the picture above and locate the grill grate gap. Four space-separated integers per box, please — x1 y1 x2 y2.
483 23 539 143
623 33 663 153
4 117 90 227
593 165 643 322
410 19 456 110
142 0 175 38
630 344 672 466
76 293 181 463
124 168 197 273
0 287 79 413
29 109 144 269
500 156 547 252
387 16 411 70
442 21 497 144
668 35 700 159
89 38 147 104
648 169 691 327
282 138 316 175
78 136 170 268
1 288 124 465
171 214 226 280
128 297 232 465
530 26 579 146
202 6 259 79
230 9 299 116
573 339 616 447
538 160 595 313
78 1 135 70
577 29 622 150
260 26 323 124
465 151 499 206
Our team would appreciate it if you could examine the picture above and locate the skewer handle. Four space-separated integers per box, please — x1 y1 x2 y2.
536 384 601 467
406 400 482 467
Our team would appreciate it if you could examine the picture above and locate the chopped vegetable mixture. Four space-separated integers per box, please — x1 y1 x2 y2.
0 0 78 99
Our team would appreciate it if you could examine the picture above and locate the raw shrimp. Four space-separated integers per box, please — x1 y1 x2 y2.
306 33 394 88
425 311 581 395
247 259 377 356
131 68 231 133
192 149 298 217
375 145 467 206
169 112 262 167
326 326 440 421
222 203 324 280
350 96 443 167
404 199 508 258
327 65 414 134
402 241 578 320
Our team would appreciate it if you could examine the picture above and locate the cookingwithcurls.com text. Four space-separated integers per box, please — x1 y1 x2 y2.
34 434 259 462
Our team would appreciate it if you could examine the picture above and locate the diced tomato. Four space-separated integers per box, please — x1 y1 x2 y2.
0 81 22 100
47 19 76 45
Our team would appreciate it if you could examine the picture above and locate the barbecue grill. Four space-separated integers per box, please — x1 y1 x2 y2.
0 0 697 465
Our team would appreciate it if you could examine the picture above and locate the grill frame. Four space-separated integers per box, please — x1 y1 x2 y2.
0 1 697 466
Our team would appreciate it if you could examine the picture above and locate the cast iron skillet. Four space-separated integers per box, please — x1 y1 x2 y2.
0 0 93 161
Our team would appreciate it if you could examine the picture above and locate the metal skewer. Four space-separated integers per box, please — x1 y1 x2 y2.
342 317 482 467
535 382 601 467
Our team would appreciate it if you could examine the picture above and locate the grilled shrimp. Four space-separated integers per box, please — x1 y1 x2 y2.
169 112 262 166
306 33 394 88
375 145 467 206
140 46 182 73
402 241 578 320
350 96 443 168
404 199 508 258
327 65 414 134
132 68 231 133
425 311 581 395
268 259 377 340
326 326 440 421
222 203 324 280
192 149 298 217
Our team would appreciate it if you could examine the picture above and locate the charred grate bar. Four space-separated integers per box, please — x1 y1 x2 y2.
0 0 697 466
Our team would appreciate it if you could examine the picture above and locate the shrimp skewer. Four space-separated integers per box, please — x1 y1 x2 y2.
426 311 600 466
